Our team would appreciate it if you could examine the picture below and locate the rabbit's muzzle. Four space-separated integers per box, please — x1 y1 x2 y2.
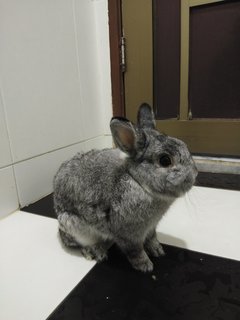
166 164 198 197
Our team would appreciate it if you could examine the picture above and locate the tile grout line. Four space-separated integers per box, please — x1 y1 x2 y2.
0 79 21 208
71 0 85 135
0 134 111 171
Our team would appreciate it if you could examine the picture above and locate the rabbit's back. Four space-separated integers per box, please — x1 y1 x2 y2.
53 148 124 213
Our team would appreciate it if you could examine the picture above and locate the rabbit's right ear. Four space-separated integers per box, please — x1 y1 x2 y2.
110 117 136 156
137 103 156 129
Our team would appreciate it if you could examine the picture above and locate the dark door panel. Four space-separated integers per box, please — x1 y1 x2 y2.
189 1 240 119
153 0 181 119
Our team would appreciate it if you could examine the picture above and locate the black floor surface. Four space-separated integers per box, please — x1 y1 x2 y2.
46 245 240 320
196 172 240 191
21 172 240 320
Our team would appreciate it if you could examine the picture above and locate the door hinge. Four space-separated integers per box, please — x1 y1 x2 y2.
120 36 126 72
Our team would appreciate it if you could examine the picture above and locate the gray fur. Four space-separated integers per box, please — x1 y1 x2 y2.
53 103 197 272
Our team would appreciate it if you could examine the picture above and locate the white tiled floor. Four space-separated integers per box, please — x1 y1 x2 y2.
0 186 240 320
157 186 240 261
0 211 95 320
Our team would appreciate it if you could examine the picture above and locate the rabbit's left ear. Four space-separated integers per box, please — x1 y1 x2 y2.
110 117 136 156
137 103 156 129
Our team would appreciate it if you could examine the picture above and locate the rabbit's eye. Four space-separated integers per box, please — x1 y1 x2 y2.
159 154 172 167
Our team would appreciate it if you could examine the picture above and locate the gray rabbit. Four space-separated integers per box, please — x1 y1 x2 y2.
53 103 197 272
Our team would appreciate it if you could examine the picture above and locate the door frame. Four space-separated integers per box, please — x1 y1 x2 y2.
108 0 125 117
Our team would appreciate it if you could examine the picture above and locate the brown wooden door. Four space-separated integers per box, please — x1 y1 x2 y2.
121 0 240 156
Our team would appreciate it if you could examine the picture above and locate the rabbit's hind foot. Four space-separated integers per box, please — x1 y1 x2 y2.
80 244 108 262
59 229 80 248
59 228 108 262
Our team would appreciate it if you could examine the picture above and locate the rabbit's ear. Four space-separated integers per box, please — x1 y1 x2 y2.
137 103 156 129
110 117 136 156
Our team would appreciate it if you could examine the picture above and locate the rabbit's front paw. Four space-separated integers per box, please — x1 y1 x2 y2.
132 257 154 273
145 239 165 258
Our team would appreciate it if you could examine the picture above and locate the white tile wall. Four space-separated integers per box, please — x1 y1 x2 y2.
0 0 105 162
94 0 113 135
74 0 105 139
0 0 113 213
14 136 112 207
0 167 19 219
